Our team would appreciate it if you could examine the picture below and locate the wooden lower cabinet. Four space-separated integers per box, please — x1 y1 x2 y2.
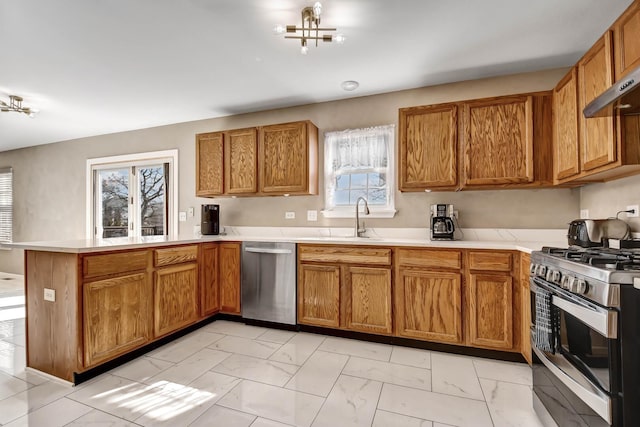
345 266 392 334
200 242 220 316
467 273 513 349
297 245 392 335
219 242 241 314
154 263 199 338
83 272 152 368
298 263 341 327
395 268 463 344
520 253 533 364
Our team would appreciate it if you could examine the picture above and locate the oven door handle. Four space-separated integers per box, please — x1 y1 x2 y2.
551 295 618 339
532 343 612 424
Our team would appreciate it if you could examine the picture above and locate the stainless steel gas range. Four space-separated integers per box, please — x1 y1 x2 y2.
530 246 640 427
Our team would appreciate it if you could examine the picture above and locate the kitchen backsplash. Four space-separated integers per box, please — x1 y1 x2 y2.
580 173 640 232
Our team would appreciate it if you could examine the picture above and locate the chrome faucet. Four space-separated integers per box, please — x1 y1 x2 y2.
355 196 370 237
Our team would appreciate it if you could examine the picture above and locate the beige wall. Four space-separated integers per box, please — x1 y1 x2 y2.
0 67 582 274
580 174 640 231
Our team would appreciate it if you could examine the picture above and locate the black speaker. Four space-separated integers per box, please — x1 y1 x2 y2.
201 204 220 235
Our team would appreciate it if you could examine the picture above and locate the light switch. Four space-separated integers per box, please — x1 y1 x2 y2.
188 207 194 217
307 210 318 221
44 288 56 302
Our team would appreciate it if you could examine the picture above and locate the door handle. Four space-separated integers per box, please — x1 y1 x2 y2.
244 247 293 255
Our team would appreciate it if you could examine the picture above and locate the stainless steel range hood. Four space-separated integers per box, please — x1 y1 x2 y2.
583 65 640 118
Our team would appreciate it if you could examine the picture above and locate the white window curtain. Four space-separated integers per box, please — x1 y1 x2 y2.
324 124 396 218
0 167 13 244
326 125 391 173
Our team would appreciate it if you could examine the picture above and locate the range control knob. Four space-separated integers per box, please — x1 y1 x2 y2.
530 264 538 275
545 269 561 284
561 275 572 290
537 265 547 278
571 279 588 295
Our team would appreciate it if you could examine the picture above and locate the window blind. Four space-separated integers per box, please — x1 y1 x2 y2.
0 167 13 244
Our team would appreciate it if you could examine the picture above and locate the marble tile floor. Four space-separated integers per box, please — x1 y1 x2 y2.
0 274 545 427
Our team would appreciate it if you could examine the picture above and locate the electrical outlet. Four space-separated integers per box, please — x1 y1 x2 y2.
44 288 55 302
580 209 589 219
179 211 187 222
285 211 295 219
307 210 318 221
188 207 194 217
627 205 639 218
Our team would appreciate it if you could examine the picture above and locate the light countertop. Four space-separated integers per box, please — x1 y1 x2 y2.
3 227 568 254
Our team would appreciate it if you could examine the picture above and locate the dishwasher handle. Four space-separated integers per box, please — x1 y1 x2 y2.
244 247 293 255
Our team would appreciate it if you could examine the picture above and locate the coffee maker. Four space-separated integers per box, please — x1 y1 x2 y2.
201 204 220 235
430 204 455 240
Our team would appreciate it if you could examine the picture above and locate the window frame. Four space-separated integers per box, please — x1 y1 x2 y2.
322 125 396 218
0 167 13 245
86 150 178 239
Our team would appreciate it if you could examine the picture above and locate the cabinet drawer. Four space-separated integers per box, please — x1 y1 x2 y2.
396 248 461 270
83 250 148 279
154 245 199 267
299 245 391 266
468 251 513 272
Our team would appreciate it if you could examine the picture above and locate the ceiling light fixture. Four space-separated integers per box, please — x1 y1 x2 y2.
274 2 345 54
341 80 359 91
0 95 38 118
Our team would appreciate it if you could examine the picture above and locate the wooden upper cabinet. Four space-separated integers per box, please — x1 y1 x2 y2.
614 1 640 80
196 132 224 197
578 32 616 172
225 128 258 194
219 242 241 314
259 121 318 195
462 96 534 186
553 68 580 182
399 104 458 190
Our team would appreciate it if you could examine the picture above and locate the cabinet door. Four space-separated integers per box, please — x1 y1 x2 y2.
462 96 534 186
345 266 392 334
614 1 640 80
468 273 513 350
83 272 151 367
219 242 241 314
399 104 458 190
395 268 463 344
200 243 219 316
154 263 199 338
196 132 224 196
260 121 317 195
553 68 580 181
298 263 340 327
225 128 257 194
578 32 616 172
520 253 532 364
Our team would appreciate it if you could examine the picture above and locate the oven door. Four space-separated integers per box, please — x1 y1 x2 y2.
530 277 620 426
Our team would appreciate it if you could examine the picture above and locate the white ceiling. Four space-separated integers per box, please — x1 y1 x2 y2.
0 0 633 152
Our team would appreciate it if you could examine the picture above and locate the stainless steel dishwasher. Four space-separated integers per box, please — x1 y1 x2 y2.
241 241 297 325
